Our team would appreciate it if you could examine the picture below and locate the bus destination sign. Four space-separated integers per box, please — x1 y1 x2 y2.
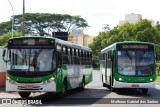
122 45 148 49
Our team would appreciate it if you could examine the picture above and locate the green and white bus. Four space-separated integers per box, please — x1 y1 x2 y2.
3 36 93 98
100 41 156 94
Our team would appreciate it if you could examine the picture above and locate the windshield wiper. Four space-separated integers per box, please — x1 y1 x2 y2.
30 48 43 68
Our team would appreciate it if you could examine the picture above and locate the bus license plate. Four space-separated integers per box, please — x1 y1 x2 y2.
132 84 139 88
25 85 33 89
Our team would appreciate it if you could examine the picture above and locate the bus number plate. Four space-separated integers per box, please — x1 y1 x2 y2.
132 84 139 88
25 85 33 89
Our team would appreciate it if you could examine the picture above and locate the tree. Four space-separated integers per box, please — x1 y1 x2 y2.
0 13 89 36
0 32 22 46
0 21 12 36
89 19 160 68
89 32 107 67
102 24 110 32
14 13 89 36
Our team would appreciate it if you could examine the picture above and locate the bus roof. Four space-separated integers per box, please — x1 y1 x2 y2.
101 41 155 53
9 36 92 52
55 38 91 51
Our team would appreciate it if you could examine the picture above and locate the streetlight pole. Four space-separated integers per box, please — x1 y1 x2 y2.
7 0 14 38
22 0 25 36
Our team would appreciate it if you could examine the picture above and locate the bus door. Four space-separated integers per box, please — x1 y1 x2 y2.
105 53 108 84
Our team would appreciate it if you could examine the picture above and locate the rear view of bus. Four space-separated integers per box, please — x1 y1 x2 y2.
101 41 156 94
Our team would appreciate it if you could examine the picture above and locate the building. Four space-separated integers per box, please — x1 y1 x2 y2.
83 34 95 47
119 13 142 25
68 29 95 47
119 13 155 26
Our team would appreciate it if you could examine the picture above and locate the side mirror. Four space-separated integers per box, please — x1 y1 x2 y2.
2 46 9 63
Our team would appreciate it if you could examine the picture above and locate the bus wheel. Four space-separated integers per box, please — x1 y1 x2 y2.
110 77 115 92
142 88 148 94
110 86 115 92
57 79 67 97
79 77 85 91
18 92 31 98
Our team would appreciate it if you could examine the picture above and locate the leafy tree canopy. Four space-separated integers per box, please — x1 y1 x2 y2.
0 32 22 46
89 19 160 67
0 13 89 36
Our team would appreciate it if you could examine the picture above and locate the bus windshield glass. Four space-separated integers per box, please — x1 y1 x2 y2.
7 48 55 76
117 44 154 76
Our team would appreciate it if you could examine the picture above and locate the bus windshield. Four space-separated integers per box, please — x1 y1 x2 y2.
7 48 55 76
118 50 154 76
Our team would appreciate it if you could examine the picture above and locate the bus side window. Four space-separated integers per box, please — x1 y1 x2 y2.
103 53 108 68
81 50 84 65
56 44 62 66
68 47 71 64
62 46 66 64
77 49 80 64
72 48 75 64
79 50 81 64
107 51 111 68
83 51 85 65
70 48 73 64
74 49 77 64
102 53 105 68
87 51 89 65
84 51 87 65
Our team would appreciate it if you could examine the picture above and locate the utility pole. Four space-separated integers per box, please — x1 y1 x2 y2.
22 0 25 36
8 0 14 38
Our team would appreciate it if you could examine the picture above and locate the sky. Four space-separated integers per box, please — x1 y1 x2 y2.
0 0 160 36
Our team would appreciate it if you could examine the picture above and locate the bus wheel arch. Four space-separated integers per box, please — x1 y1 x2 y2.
57 77 68 97
62 77 68 94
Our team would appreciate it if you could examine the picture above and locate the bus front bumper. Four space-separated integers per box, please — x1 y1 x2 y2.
113 79 155 88
6 80 56 92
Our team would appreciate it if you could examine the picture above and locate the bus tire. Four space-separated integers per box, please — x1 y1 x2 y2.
142 88 148 94
103 83 106 87
18 92 31 98
79 76 85 91
109 77 115 92
57 79 67 97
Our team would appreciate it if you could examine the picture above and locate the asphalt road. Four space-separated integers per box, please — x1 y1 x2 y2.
1 70 160 107
24 70 160 107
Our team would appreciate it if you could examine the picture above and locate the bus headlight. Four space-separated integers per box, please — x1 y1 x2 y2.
49 77 55 81
118 78 123 81
43 76 55 84
6 75 10 80
150 79 153 81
